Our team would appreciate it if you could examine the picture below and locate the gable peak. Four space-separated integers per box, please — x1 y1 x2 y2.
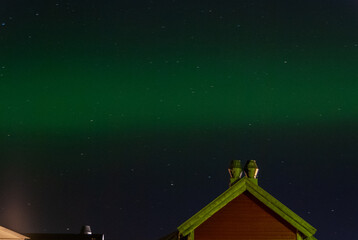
229 160 259 186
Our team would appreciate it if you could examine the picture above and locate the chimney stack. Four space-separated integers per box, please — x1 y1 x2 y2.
244 160 259 184
228 160 259 186
80 225 92 235
228 160 243 186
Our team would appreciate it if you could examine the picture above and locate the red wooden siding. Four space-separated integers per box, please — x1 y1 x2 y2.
195 192 297 240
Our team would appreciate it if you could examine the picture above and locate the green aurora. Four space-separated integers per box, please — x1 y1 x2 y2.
1 1 358 239
1 43 357 134
1 1 357 136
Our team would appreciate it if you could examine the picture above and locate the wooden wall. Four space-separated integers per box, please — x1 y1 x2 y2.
194 192 297 240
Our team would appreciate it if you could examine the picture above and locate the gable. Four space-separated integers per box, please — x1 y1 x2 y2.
178 177 316 239
195 192 296 240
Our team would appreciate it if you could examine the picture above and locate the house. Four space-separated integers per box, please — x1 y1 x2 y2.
25 226 104 240
160 160 317 240
0 226 28 240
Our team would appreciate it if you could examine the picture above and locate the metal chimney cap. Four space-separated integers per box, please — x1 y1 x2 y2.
229 160 242 169
80 225 92 235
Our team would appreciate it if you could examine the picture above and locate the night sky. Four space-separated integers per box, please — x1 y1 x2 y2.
0 0 357 239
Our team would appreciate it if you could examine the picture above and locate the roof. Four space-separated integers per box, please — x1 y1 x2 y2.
177 177 317 240
25 233 104 240
0 226 29 240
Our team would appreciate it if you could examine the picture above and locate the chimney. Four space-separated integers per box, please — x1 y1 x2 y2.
244 160 259 184
228 160 243 186
80 225 92 235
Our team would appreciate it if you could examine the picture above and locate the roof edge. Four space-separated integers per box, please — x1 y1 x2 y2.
245 180 317 237
178 177 247 236
0 226 29 239
177 177 317 238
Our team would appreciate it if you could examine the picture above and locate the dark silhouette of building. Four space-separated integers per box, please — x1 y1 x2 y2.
26 226 104 240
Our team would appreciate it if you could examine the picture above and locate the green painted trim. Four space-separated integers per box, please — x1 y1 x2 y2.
177 177 317 239
188 231 194 240
245 180 316 236
178 180 247 236
247 177 258 185
297 232 303 240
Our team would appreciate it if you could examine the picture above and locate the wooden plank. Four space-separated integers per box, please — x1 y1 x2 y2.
195 192 297 240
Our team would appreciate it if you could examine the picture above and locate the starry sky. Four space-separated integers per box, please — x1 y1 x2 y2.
0 0 357 239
